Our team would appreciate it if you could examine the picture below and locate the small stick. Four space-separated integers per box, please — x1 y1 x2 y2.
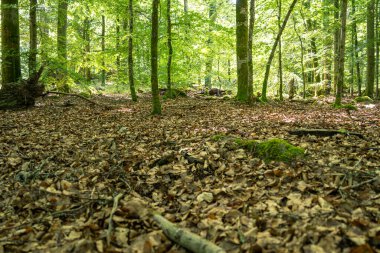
340 177 379 190
107 193 123 246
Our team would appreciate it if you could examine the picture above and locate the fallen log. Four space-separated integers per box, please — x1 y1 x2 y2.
153 213 226 253
289 129 364 139
45 91 111 109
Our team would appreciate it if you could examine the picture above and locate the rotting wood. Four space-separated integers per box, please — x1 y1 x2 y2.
289 128 364 139
153 213 226 253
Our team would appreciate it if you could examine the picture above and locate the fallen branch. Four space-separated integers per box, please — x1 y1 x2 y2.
107 193 123 246
153 213 226 253
289 129 364 139
45 91 111 109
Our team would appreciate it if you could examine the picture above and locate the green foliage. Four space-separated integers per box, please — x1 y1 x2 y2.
162 88 187 99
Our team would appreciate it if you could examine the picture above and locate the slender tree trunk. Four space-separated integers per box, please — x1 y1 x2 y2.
236 0 249 101
116 17 121 70
277 0 283 100
352 0 362 96
151 0 161 115
1 0 21 85
261 0 298 101
184 0 188 13
167 0 173 97
333 0 340 94
83 17 91 82
322 0 332 95
293 18 306 99
29 0 37 77
334 0 348 106
366 0 375 98
376 0 380 98
101 15 106 86
129 0 137 101
248 0 255 100
57 0 68 91
205 3 216 89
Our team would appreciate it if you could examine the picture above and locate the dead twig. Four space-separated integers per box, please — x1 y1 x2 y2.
340 177 379 190
45 91 112 109
106 193 123 246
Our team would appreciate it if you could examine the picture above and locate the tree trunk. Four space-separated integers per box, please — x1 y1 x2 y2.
322 0 332 95
366 0 375 98
167 0 173 97
352 0 362 96
83 16 91 82
129 0 137 101
101 15 106 86
333 0 340 94
334 0 348 106
293 17 306 98
1 0 22 85
261 0 298 101
116 17 121 70
236 0 249 101
277 0 283 101
376 0 380 98
248 0 255 101
184 0 188 13
205 3 216 89
57 0 68 91
29 0 37 77
151 0 161 115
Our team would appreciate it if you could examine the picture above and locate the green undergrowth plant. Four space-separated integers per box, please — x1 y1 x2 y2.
354 96 373 103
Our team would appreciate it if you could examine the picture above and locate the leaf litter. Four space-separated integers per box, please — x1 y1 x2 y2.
0 95 379 253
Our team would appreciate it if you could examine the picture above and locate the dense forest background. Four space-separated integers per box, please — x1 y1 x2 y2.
1 0 379 103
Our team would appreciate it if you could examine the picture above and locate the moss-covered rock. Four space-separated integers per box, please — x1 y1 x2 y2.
253 138 305 163
211 135 305 163
354 96 373 103
333 103 358 110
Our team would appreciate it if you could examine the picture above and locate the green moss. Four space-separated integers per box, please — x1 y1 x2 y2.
333 103 358 110
234 138 258 152
211 134 226 141
163 88 187 99
254 139 305 163
354 96 373 103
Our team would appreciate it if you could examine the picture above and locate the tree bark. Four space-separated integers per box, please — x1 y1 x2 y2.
129 0 137 101
248 0 255 101
352 0 362 96
57 0 68 91
29 0 37 77
334 0 348 106
376 0 380 98
83 16 91 82
333 0 340 94
205 3 216 89
277 0 283 101
293 17 306 99
167 0 173 97
322 0 332 95
101 15 106 86
151 0 161 115
366 0 375 98
236 0 249 101
1 0 22 85
261 0 298 101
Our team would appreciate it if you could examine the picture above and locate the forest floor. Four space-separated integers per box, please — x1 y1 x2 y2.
0 94 379 253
